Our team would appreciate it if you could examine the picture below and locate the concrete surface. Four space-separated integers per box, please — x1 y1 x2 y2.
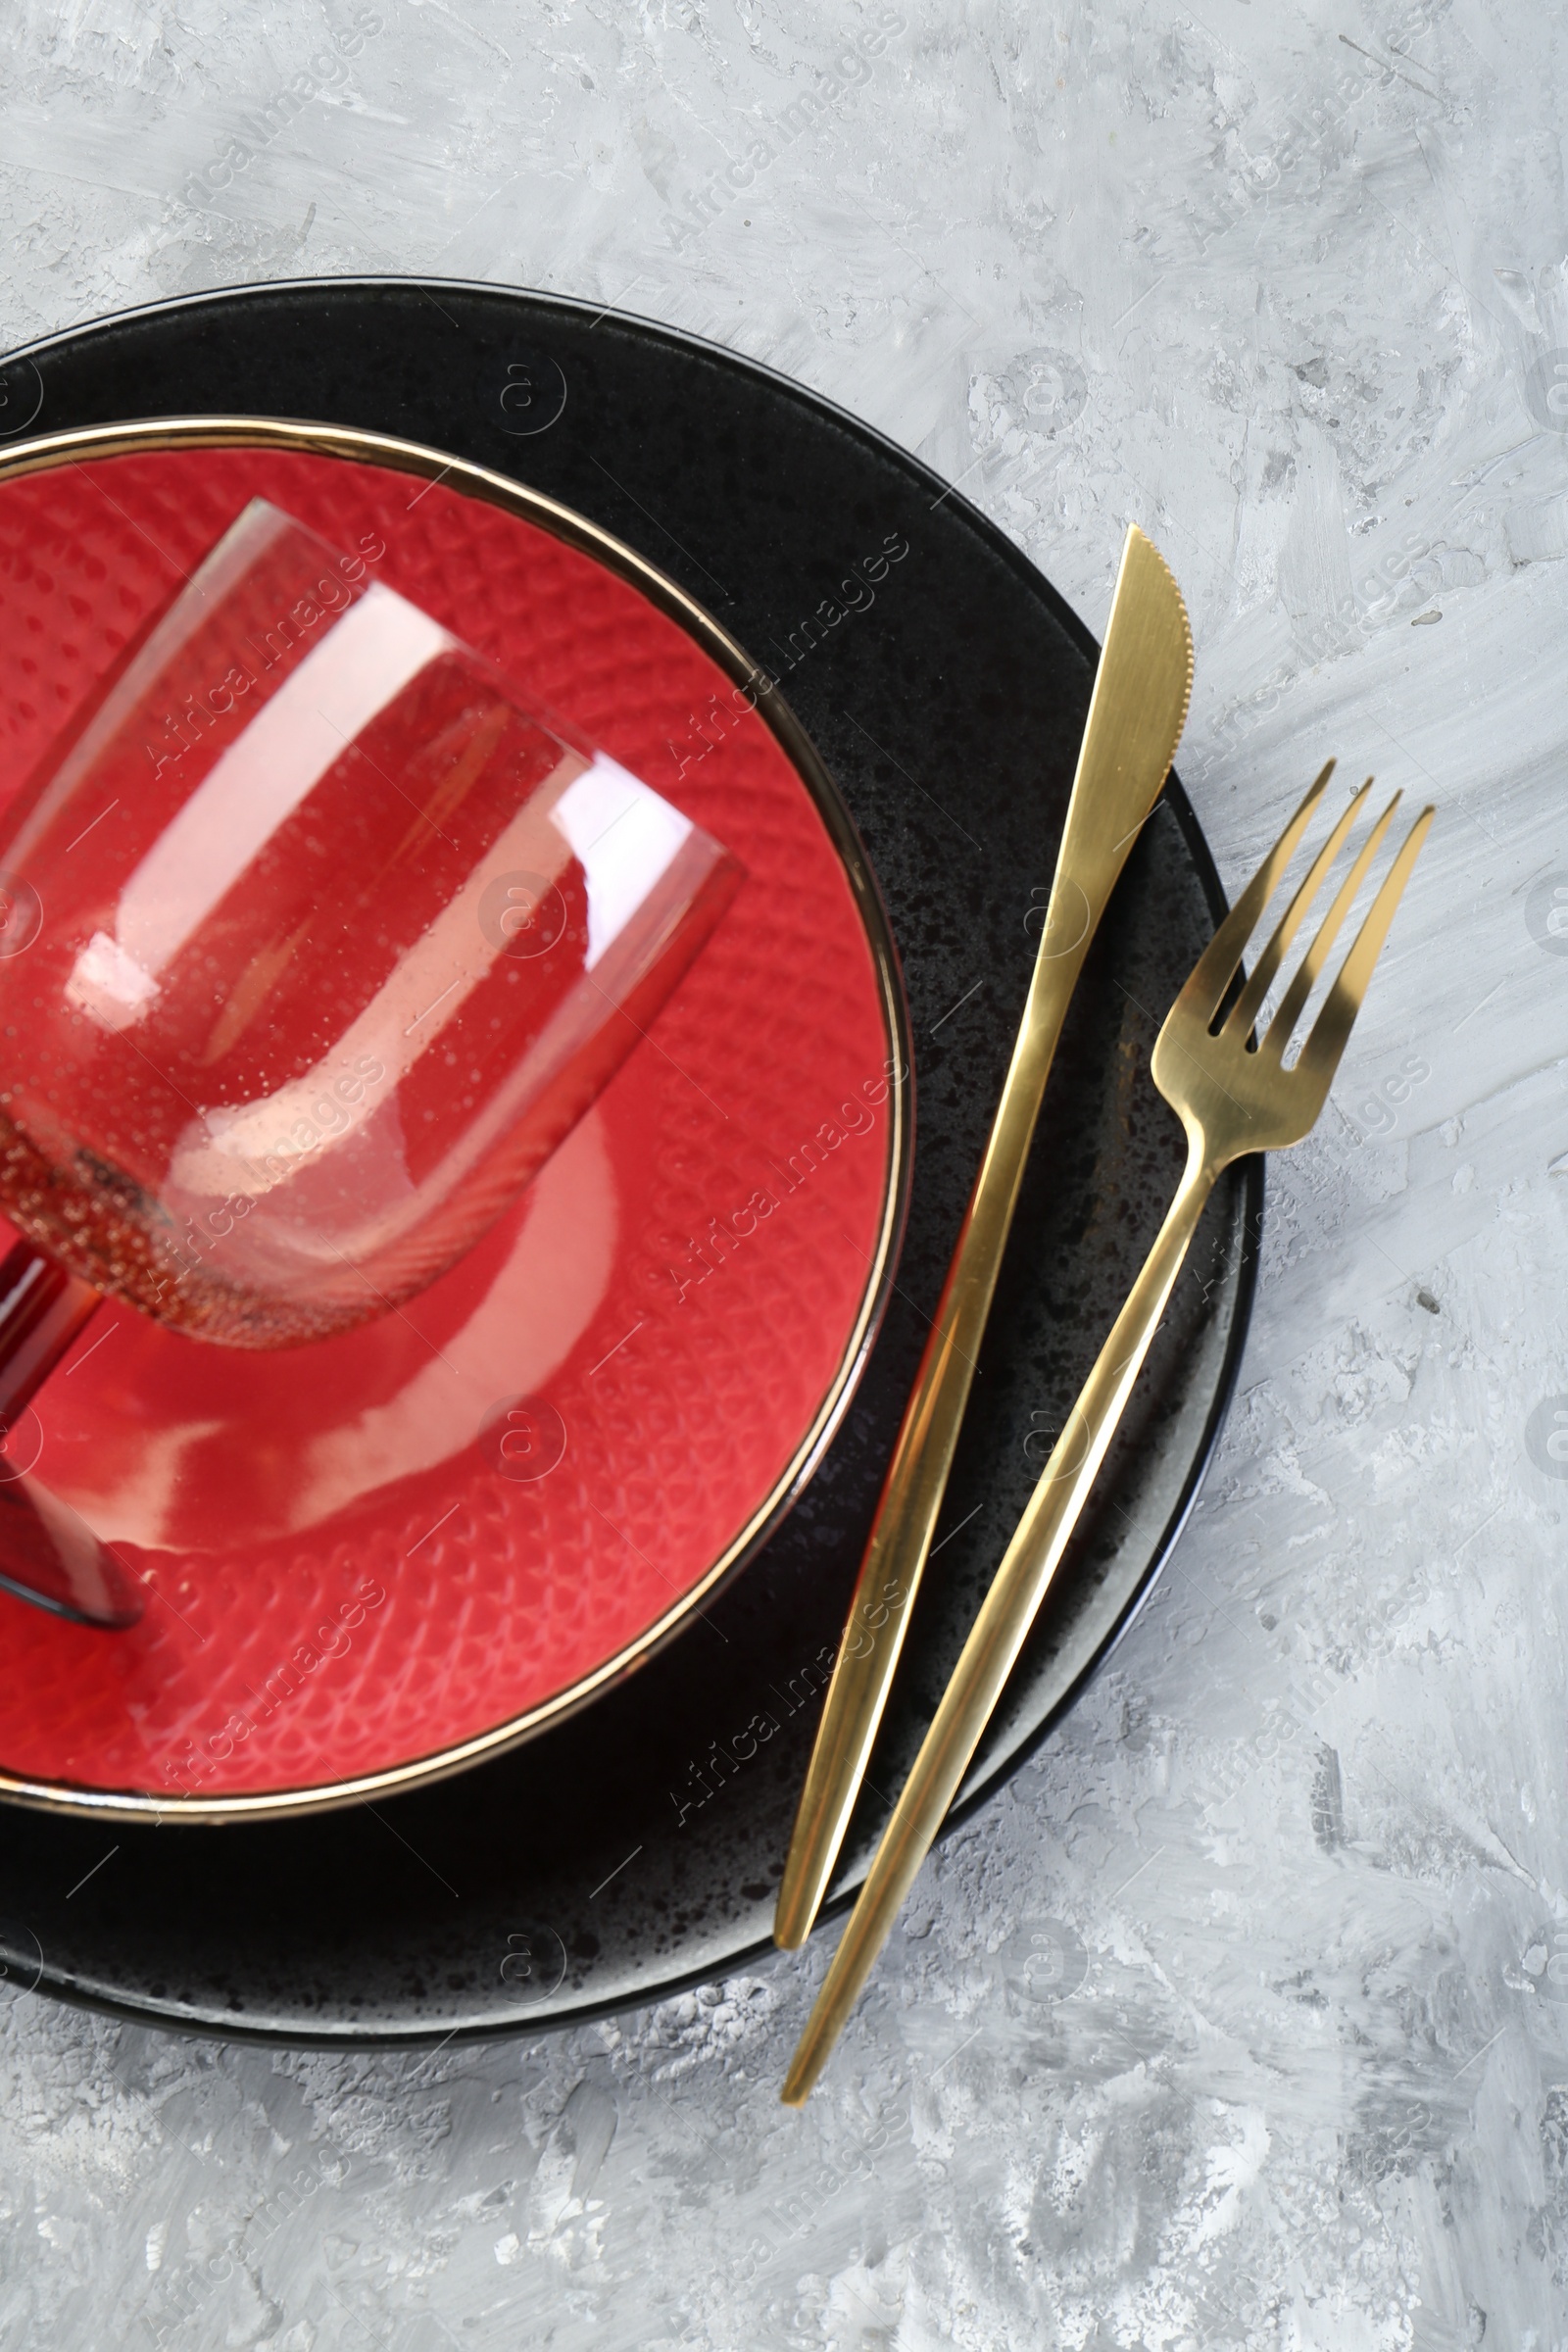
3 0 1567 2343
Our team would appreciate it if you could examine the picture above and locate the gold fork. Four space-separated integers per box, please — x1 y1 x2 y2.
782 760 1434 2103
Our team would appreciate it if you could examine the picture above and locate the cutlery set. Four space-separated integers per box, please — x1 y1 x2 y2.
775 526 1432 2102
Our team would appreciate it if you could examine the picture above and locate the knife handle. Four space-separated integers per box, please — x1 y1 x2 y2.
781 1148 1216 2102
772 926 1088 1949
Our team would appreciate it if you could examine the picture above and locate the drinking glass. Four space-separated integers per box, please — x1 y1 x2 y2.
0 497 741 1622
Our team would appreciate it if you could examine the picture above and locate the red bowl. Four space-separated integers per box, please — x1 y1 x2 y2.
0 427 905 1814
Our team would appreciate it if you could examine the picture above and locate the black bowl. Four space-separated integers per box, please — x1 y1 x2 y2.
0 278 1259 2042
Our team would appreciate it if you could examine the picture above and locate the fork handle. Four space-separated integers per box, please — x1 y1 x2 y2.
782 1141 1220 2104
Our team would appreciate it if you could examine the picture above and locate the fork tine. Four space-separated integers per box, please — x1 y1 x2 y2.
1181 761 1335 1023
1225 780 1373 1043
1263 791 1401 1054
1294 806 1434 1090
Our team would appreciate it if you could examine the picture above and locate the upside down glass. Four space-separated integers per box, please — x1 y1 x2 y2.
0 497 742 1619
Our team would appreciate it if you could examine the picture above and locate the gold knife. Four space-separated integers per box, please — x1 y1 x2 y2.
773 523 1193 1951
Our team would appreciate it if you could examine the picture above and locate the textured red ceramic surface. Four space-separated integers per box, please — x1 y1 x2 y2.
0 448 894 1798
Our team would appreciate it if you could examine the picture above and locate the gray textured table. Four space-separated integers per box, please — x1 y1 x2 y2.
2 2 1562 2343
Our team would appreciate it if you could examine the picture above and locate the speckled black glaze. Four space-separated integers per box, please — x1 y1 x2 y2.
0 281 1261 2043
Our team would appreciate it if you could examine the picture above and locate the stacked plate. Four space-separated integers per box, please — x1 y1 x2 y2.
0 281 1257 2041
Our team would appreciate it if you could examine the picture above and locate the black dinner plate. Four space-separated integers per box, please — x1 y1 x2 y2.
0 279 1259 2042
